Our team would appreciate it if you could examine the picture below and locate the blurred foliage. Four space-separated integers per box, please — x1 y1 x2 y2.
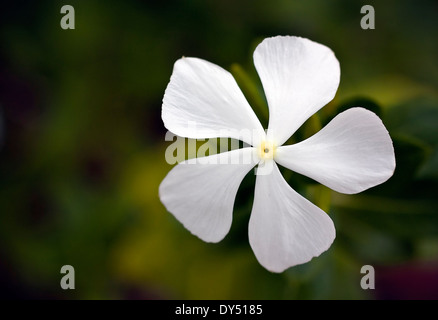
1 0 438 299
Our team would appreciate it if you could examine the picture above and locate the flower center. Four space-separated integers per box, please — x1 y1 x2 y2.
258 140 276 161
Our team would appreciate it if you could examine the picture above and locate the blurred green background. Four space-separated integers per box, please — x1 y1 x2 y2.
1 0 438 299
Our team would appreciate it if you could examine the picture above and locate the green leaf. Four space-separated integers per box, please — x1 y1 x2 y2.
366 134 430 197
230 63 269 127
385 96 438 147
336 97 382 118
417 147 438 180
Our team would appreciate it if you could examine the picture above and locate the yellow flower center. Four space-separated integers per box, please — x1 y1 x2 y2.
258 140 276 161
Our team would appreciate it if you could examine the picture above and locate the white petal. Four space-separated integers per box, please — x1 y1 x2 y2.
249 162 335 273
159 148 257 243
253 36 340 145
275 107 396 194
162 57 265 146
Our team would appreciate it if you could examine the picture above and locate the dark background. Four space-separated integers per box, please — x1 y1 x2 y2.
1 0 438 299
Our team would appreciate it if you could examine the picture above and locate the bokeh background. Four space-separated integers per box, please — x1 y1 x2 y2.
1 0 438 299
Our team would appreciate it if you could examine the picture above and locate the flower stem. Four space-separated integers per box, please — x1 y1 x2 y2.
303 112 322 140
230 63 269 125
307 184 332 213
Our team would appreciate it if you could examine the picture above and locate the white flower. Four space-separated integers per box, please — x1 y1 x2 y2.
159 36 395 272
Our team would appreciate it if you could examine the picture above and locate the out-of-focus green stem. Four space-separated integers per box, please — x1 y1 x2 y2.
306 184 332 213
317 184 332 213
303 112 322 139
230 63 269 124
